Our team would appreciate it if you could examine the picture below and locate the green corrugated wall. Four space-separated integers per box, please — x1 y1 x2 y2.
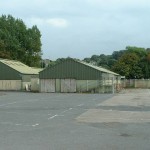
40 59 102 80
0 62 39 81
0 62 21 80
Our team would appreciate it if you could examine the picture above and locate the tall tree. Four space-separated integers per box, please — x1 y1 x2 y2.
112 50 126 60
112 53 143 79
126 46 147 57
0 15 42 67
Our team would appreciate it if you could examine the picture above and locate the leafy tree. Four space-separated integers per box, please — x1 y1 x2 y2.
125 46 150 78
107 58 117 68
91 55 100 62
83 57 91 63
141 52 150 78
126 46 147 57
146 52 150 62
112 50 126 60
0 15 42 67
112 53 143 79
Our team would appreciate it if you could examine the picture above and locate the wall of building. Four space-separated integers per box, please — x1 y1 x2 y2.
39 59 121 93
31 78 39 92
76 79 117 93
60 79 76 93
21 74 39 91
40 59 102 80
0 80 21 90
76 80 100 93
0 62 21 80
40 79 55 93
0 61 40 91
39 78 120 93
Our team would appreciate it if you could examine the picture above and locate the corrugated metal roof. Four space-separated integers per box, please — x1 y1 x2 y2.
0 58 41 74
31 67 43 73
76 59 119 76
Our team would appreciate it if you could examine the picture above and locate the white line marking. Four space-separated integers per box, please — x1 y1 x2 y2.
15 124 22 126
48 108 73 120
60 108 73 114
48 115 58 120
61 110 69 114
32 124 39 127
78 104 84 107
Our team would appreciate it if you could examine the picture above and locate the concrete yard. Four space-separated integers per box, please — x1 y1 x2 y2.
0 89 150 150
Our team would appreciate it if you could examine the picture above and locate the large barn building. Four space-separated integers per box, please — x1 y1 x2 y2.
39 58 121 93
0 58 41 91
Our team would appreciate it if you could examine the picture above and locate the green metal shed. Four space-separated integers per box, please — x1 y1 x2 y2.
39 58 121 93
0 58 41 91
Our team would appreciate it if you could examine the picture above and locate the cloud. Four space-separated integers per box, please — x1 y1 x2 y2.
26 17 69 28
1 0 150 59
27 18 44 26
46 18 69 27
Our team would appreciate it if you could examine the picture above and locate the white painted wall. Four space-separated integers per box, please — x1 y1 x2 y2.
31 78 39 92
40 79 55 93
61 79 76 93
0 80 21 90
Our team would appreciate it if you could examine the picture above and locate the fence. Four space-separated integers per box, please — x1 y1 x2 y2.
121 79 150 89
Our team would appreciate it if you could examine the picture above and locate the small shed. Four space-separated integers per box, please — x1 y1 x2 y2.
39 58 121 93
0 58 41 91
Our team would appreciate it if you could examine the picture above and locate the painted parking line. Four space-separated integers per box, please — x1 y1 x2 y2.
0 122 40 128
15 124 22 126
48 114 58 120
32 123 39 127
48 108 73 120
78 104 84 107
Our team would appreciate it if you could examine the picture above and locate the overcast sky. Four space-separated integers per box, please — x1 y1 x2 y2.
0 0 150 60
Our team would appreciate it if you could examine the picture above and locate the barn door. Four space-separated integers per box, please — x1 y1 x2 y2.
40 79 55 93
61 79 76 93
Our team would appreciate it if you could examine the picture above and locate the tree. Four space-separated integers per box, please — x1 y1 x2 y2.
0 15 42 67
83 57 91 63
112 53 143 79
91 55 100 62
126 46 147 57
141 52 150 78
112 50 126 60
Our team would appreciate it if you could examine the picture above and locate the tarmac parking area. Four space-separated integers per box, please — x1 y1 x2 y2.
0 89 150 150
77 89 150 123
